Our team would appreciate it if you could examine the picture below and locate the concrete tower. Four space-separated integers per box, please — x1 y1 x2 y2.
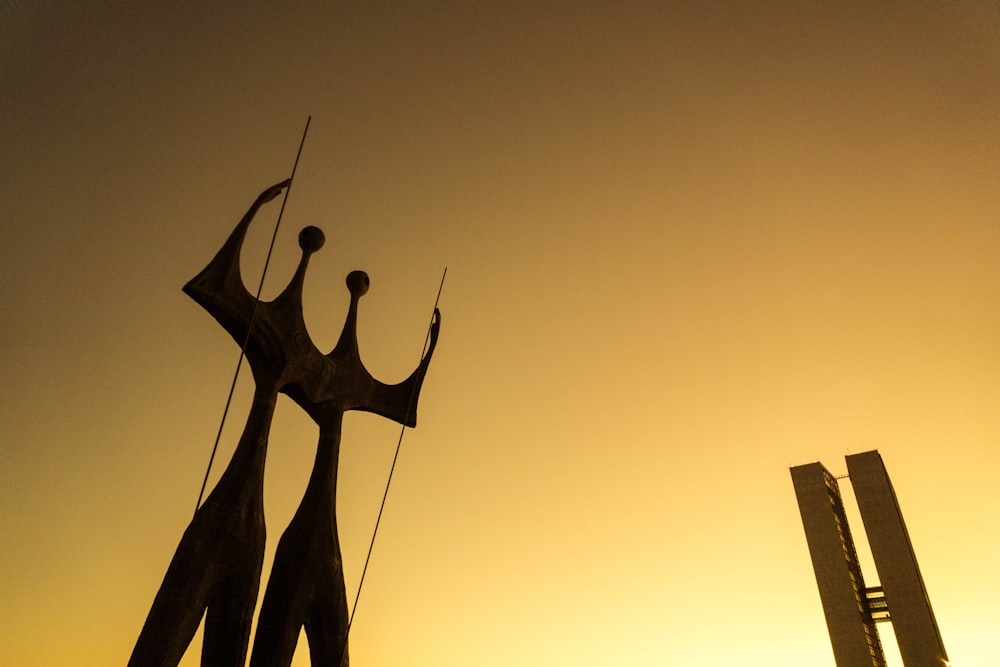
791 451 948 667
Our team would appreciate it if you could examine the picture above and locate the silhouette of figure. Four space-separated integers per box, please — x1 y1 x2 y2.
250 271 439 667
129 181 440 667
130 180 292 667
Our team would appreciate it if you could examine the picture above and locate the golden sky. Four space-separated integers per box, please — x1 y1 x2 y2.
2 3 999 665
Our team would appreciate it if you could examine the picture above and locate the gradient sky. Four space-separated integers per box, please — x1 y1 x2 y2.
3 3 999 666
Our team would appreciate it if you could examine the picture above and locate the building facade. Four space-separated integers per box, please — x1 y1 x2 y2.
790 451 948 667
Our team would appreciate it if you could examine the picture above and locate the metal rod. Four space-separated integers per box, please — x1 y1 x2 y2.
194 116 312 516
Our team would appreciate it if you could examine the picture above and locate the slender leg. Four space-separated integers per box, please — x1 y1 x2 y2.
129 516 217 667
130 391 275 667
250 418 347 666
201 544 265 667
249 533 311 667
303 563 351 667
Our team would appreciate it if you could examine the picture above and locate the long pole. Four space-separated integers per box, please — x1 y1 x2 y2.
194 117 312 516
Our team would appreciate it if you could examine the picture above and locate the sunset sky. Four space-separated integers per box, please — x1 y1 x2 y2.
3 3 999 665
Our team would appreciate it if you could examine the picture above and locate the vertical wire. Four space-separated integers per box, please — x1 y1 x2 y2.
193 116 312 516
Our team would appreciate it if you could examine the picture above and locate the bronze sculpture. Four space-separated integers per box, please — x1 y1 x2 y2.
130 181 440 666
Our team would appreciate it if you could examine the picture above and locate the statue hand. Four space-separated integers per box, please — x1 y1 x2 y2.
258 179 292 204
425 308 441 359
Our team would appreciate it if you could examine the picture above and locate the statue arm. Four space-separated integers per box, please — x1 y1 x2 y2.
248 179 291 214
362 309 441 427
182 180 293 347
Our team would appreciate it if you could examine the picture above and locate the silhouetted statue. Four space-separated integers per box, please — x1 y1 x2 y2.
251 269 438 667
130 181 440 667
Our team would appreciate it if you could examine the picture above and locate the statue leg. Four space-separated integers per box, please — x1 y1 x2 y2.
252 422 347 666
132 387 274 667
303 567 350 667
250 508 346 666
201 546 265 667
129 516 220 667
249 536 310 667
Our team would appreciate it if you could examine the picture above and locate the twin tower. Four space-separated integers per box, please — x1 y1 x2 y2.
790 451 949 667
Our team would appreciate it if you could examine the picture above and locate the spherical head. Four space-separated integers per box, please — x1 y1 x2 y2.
346 270 370 296
298 226 325 253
